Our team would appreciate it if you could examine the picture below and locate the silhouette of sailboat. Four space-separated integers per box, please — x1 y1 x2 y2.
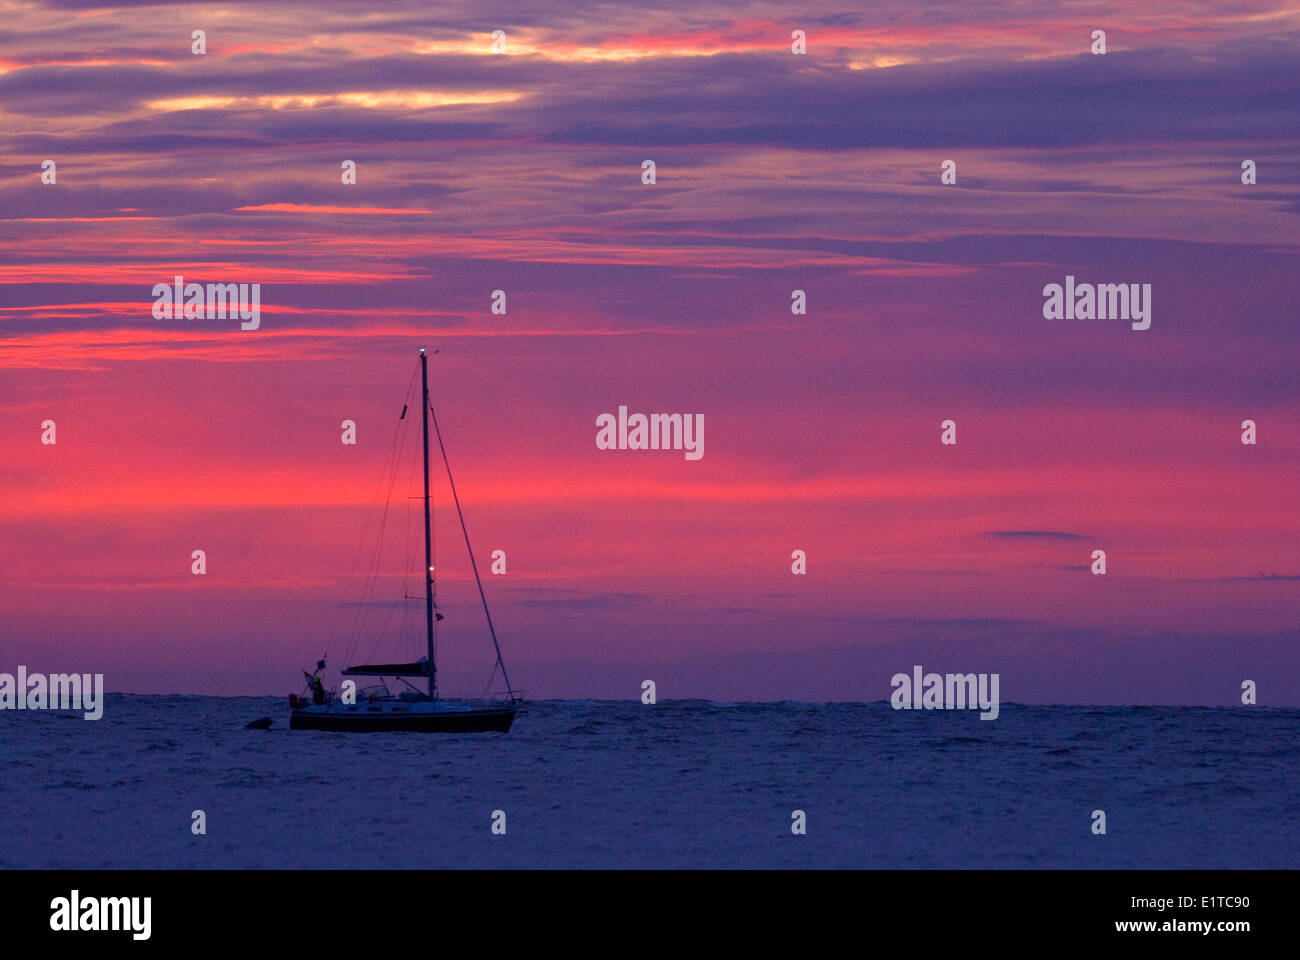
289 347 521 732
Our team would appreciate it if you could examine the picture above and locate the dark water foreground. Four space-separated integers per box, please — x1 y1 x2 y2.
2 696 1294 868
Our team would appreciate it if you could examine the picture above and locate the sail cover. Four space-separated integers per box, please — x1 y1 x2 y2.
342 660 429 677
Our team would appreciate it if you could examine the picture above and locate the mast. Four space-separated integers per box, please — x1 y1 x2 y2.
420 347 437 698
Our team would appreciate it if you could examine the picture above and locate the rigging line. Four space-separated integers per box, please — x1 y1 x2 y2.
353 443 403 659
359 429 419 669
341 362 418 668
477 660 500 698
328 361 418 666
428 397 516 698
367 592 406 666
328 409 397 660
339 365 415 665
357 359 425 668
341 440 395 664
341 379 411 666
395 399 427 665
414 402 430 663
401 409 418 662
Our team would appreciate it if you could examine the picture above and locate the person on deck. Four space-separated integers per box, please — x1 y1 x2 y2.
303 669 327 705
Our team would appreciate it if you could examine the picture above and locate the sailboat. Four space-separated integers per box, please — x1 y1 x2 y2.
289 347 521 732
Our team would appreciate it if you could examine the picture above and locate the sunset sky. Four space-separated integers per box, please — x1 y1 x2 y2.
1 0 1297 704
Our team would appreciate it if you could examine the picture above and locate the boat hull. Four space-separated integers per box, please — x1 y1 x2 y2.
289 703 516 733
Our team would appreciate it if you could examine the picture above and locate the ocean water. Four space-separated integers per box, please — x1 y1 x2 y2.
2 696 1295 869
